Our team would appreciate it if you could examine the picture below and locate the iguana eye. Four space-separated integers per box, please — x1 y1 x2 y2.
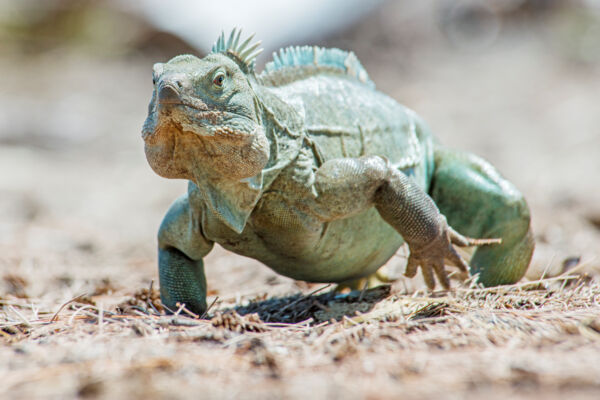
152 77 156 85
213 73 225 88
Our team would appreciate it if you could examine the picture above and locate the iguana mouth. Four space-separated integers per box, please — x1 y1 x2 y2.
143 105 257 144
157 99 210 113
156 97 247 121
157 99 210 112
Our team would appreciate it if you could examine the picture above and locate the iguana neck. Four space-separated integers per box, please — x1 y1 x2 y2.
252 83 306 187
190 82 305 234
191 167 263 234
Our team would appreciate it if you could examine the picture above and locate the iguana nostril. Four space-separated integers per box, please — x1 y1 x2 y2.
175 80 183 88
158 84 180 103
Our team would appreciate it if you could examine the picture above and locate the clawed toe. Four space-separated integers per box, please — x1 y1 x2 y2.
405 220 503 290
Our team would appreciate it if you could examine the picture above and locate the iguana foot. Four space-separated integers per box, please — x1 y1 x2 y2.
404 216 500 290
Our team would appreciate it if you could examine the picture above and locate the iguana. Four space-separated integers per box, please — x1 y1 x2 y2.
142 29 534 314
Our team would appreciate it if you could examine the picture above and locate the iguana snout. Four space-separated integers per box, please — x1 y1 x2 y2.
157 80 182 105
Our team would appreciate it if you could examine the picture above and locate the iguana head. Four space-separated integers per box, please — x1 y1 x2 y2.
142 30 268 183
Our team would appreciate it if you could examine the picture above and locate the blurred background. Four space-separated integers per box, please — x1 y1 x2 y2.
1 0 599 301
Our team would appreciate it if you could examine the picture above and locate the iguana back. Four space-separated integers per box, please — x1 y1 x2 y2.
258 46 434 190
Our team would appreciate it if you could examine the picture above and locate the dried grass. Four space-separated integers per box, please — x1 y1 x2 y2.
1 269 600 399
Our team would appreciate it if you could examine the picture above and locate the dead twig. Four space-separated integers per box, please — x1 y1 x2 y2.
200 296 219 319
50 293 88 322
175 302 200 319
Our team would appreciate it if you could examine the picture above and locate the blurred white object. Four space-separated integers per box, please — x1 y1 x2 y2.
116 0 384 53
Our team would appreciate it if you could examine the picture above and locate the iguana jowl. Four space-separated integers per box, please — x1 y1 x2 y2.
142 29 534 314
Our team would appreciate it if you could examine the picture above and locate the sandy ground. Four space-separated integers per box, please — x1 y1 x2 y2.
1 2 600 399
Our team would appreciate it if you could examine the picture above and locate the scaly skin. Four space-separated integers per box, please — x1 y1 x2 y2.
142 30 534 315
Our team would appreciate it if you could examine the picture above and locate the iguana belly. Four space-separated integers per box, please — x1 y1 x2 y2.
262 208 404 282
215 206 404 283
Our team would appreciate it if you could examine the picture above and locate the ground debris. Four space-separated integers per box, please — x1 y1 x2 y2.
330 339 358 362
211 310 266 333
74 295 97 307
1 275 600 399
116 285 164 314
91 277 118 296
579 317 600 341
236 337 280 378
410 302 452 320
77 378 104 398
170 327 230 343
2 274 29 298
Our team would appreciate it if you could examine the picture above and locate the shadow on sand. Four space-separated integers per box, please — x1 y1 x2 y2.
230 285 392 324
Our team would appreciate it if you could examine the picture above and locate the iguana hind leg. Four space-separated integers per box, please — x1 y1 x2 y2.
336 269 396 292
429 148 534 286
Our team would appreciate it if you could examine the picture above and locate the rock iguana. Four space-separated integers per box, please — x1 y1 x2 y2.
142 29 534 314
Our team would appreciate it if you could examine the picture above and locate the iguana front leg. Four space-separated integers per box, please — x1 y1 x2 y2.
157 194 214 314
310 156 494 289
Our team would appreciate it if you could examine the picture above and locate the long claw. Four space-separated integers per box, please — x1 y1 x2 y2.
404 257 419 278
433 261 450 289
421 265 435 290
449 227 501 247
447 246 469 273
448 227 470 246
466 237 502 246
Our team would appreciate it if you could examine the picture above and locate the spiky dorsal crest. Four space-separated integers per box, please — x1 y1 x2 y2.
258 46 374 88
211 28 263 74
